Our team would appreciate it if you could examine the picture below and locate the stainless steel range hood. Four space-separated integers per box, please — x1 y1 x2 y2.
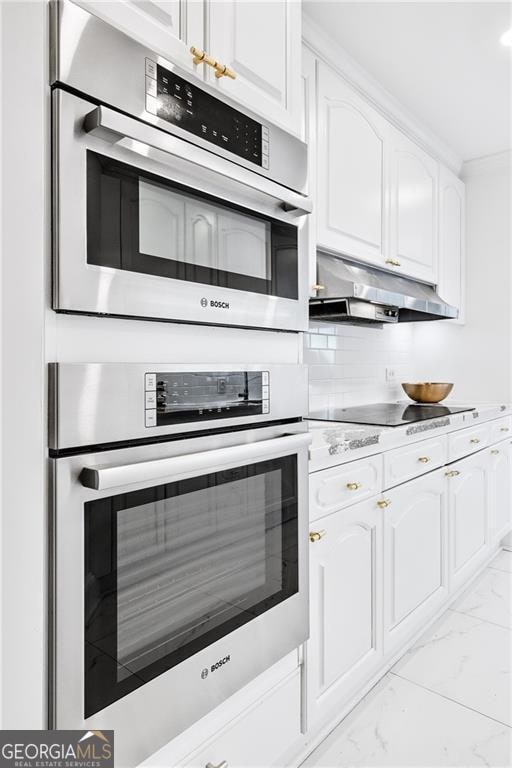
310 252 459 324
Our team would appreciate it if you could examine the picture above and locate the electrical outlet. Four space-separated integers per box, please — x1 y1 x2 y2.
385 367 397 382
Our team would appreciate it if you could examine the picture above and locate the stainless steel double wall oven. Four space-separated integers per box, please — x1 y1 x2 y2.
50 1 311 332
49 363 310 765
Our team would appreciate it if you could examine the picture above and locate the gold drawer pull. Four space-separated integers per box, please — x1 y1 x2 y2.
470 438 481 444
346 481 362 491
385 258 401 267
206 762 228 768
446 469 461 478
309 530 326 543
418 456 430 464
190 47 237 79
501 427 510 432
312 283 325 292
377 499 391 509
491 449 500 455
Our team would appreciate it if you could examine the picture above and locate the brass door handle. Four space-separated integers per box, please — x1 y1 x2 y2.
418 456 430 464
501 427 510 432
377 499 391 509
190 46 236 79
309 530 326 543
346 481 362 491
312 284 325 292
385 258 401 267
446 470 461 477
491 449 500 455
470 438 480 444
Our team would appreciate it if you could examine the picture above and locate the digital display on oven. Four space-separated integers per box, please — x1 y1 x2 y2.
144 59 268 169
144 371 270 427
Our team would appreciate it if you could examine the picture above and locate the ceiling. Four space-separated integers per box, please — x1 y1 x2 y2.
303 1 512 162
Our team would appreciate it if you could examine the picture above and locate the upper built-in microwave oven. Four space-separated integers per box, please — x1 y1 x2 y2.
50 1 311 332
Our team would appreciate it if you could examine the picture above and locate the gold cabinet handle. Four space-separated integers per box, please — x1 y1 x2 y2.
377 499 391 509
418 456 430 464
309 530 326 543
491 449 500 455
206 762 228 768
445 469 461 477
346 481 362 491
312 283 325 292
501 427 510 432
214 62 236 80
470 438 480 444
190 46 236 79
385 258 401 267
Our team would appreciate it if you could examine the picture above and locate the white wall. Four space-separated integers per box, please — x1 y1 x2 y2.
413 153 511 404
0 1 47 728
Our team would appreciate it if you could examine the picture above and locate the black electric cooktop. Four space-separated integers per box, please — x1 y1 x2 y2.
308 402 475 428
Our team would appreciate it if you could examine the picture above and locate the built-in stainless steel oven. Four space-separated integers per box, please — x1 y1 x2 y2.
49 363 310 766
50 1 311 332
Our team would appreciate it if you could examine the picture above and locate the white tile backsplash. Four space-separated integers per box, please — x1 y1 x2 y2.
305 322 415 411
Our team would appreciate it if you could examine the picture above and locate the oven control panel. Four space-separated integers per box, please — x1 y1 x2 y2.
144 59 269 169
144 370 270 427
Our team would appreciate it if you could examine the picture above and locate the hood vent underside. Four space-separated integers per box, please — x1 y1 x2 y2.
310 252 458 324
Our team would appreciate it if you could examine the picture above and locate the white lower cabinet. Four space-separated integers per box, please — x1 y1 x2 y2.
306 496 383 726
181 670 301 768
383 469 448 654
488 441 512 545
448 451 491 592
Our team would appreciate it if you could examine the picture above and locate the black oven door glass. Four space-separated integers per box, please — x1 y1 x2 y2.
86 152 298 300
84 454 298 717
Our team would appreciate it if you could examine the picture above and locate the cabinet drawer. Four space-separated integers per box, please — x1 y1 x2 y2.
448 423 490 462
384 436 448 489
310 455 383 520
182 671 301 768
488 415 512 445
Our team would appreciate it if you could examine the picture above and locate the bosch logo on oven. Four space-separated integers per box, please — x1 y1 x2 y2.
201 655 231 679
200 297 230 310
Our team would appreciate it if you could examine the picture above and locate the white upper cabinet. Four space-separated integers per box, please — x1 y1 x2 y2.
79 0 204 73
389 129 439 284
205 0 302 133
438 166 465 321
317 63 388 268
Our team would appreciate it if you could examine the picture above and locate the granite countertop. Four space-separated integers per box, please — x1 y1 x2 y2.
307 402 512 473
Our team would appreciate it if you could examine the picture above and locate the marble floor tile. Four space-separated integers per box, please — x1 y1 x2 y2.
489 550 512 574
301 675 512 767
452 567 512 629
392 609 511 726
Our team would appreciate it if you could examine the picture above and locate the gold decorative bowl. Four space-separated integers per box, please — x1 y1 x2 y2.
401 382 454 404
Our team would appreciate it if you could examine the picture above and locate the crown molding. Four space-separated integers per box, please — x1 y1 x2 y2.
461 150 512 179
302 14 463 176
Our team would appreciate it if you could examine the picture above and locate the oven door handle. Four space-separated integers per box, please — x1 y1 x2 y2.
79 432 312 491
82 105 312 216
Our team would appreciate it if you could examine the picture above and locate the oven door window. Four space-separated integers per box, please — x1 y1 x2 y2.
86 152 298 299
84 454 298 717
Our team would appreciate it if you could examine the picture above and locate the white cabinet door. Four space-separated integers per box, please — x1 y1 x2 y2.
78 0 204 73
489 442 512 545
389 130 439 283
383 469 448 654
448 451 490 593
438 166 465 322
317 63 389 268
205 0 301 132
302 47 318 295
306 497 384 727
